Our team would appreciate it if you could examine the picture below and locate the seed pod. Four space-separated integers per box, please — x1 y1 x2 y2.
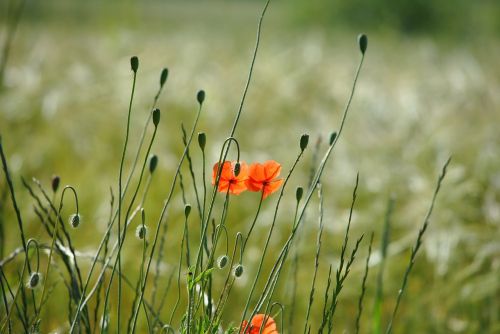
198 132 206 151
149 155 158 173
27 272 41 289
152 108 161 127
300 134 309 151
358 34 368 55
51 175 60 193
160 68 169 87
296 187 303 202
197 90 205 105
130 56 139 72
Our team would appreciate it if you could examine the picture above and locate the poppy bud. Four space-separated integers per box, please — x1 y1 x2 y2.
149 155 158 173
27 272 41 289
300 134 309 151
69 213 81 228
329 132 337 145
160 68 169 87
198 132 206 151
234 162 241 177
184 204 191 218
197 90 205 105
296 187 303 202
358 34 368 55
130 56 139 73
51 175 60 193
233 264 244 278
135 224 148 240
152 108 161 127
217 255 229 269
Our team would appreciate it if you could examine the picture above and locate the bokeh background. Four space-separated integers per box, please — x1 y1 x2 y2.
1 0 499 333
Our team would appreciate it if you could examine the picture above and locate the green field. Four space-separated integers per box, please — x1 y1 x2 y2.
1 1 499 333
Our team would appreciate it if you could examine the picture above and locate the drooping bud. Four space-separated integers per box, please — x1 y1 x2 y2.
160 68 169 87
51 175 60 193
69 213 81 228
296 187 303 202
217 255 229 269
300 134 309 151
233 264 244 278
358 34 368 55
136 224 148 241
184 204 191 218
130 56 139 73
152 108 161 127
149 155 158 173
196 90 205 105
27 272 41 289
329 132 337 145
198 132 206 151
234 162 241 177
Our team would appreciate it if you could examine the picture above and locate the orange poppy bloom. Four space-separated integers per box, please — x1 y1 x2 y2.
246 160 284 199
240 314 278 334
212 161 248 195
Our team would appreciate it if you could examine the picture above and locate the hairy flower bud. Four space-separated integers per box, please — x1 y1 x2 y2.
300 134 309 151
233 264 244 278
130 56 139 72
69 213 81 228
217 255 229 269
197 90 205 105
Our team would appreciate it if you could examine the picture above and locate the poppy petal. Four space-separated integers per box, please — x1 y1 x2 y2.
248 163 266 182
263 160 281 180
262 179 284 199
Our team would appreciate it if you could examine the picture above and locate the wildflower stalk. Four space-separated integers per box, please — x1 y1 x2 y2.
303 184 325 334
355 232 374 334
116 56 139 333
385 157 451 334
373 197 395 334
130 93 204 332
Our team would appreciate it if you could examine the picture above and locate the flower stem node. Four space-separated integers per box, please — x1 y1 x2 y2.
358 34 368 55
217 255 229 269
300 134 309 151
69 213 81 228
130 56 139 73
233 264 244 278
152 108 161 127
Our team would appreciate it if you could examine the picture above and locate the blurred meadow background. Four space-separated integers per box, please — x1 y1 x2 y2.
1 0 499 333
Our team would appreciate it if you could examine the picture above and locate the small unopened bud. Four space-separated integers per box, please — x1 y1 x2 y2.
27 272 41 289
300 134 309 151
198 132 206 151
152 108 161 127
130 56 139 72
296 187 303 202
184 204 191 218
69 213 81 228
149 155 158 173
358 34 368 55
51 175 60 192
329 132 337 145
234 162 241 177
217 255 229 269
160 68 169 87
233 264 244 278
136 224 148 240
196 90 205 105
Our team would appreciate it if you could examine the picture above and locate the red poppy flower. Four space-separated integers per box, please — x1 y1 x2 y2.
212 161 248 195
240 314 278 334
246 160 284 199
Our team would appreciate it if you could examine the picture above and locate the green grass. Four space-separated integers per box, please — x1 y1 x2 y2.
0 1 499 333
